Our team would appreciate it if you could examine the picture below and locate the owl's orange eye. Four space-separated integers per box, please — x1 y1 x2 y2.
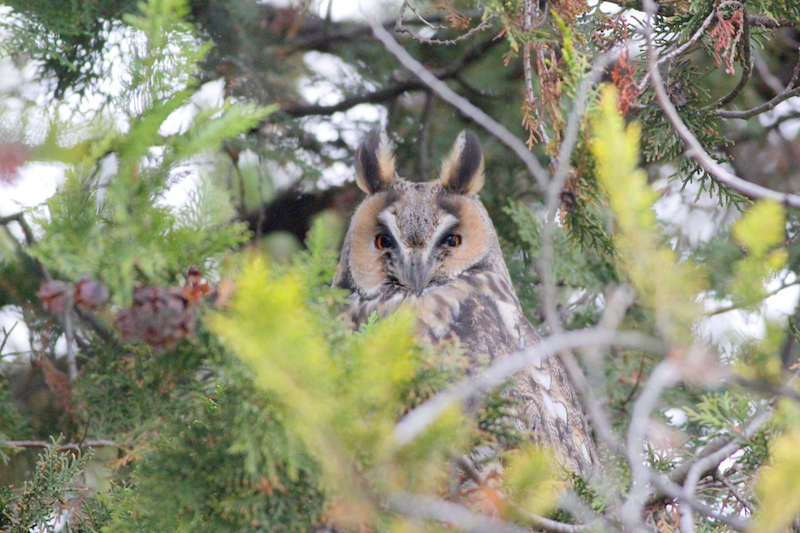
375 233 395 250
442 234 462 247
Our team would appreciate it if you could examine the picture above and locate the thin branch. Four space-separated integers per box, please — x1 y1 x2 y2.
715 470 754 514
636 8 717 93
395 1 498 46
280 33 500 120
620 360 680 532
707 278 800 316
387 493 531 533
642 0 800 209
3 440 118 451
717 85 800 119
392 328 663 446
456 456 594 533
648 474 750 530
416 90 434 179
369 18 551 190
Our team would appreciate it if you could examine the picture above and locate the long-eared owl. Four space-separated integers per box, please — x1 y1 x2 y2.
334 128 598 474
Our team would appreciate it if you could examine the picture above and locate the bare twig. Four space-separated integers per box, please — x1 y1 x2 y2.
456 456 595 533
715 470 754 514
717 86 800 119
0 211 36 246
642 0 800 209
703 4 751 111
388 493 532 533
281 33 500 120
395 1 498 46
393 328 663 446
415 90 434 179
620 360 680 532
707 278 800 316
369 18 551 190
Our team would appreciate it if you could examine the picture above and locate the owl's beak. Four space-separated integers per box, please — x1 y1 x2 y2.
398 252 434 293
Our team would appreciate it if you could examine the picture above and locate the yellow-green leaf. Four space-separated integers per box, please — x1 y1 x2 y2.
752 429 800 533
733 200 785 258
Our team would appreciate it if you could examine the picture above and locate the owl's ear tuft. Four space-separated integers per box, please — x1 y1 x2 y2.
355 127 396 194
439 131 484 195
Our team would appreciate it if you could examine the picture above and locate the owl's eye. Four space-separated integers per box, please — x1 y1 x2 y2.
375 233 395 250
442 234 462 247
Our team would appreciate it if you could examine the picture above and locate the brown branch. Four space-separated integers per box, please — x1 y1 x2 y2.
281 80 427 117
280 34 501 119
0 211 36 246
717 84 800 119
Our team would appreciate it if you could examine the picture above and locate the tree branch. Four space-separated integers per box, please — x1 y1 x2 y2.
3 440 118 451
642 1 800 209
369 17 551 190
392 328 663 446
279 33 501 119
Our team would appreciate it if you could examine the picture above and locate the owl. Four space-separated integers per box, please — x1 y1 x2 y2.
334 128 598 475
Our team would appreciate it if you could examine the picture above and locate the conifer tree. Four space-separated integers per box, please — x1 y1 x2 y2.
1 0 800 532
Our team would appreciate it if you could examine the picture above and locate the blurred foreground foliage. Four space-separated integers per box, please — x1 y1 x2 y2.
2 0 800 531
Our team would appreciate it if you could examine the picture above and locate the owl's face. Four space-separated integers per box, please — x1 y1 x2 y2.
335 129 503 300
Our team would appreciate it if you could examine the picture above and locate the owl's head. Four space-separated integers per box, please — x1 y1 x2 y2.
334 128 504 299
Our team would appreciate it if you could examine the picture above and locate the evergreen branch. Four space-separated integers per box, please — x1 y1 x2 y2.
702 3 751 111
677 408 772 532
395 1 498 46
369 18 551 190
392 328 663 446
642 0 800 209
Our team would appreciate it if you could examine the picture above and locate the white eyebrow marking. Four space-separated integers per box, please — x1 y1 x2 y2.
377 210 408 259
429 213 459 248
421 213 459 265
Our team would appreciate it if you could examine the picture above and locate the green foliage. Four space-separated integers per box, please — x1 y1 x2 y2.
684 391 755 434
592 86 705 343
0 0 140 96
21 0 270 304
4 443 90 533
729 200 787 308
753 428 800 533
105 371 324 533
209 254 471 521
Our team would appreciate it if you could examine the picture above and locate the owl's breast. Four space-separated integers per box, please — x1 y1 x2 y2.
346 271 534 369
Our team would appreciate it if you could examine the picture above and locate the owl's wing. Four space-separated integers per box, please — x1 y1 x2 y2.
515 327 599 474
437 282 599 475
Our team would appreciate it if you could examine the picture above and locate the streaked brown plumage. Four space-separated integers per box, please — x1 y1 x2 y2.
334 128 598 475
